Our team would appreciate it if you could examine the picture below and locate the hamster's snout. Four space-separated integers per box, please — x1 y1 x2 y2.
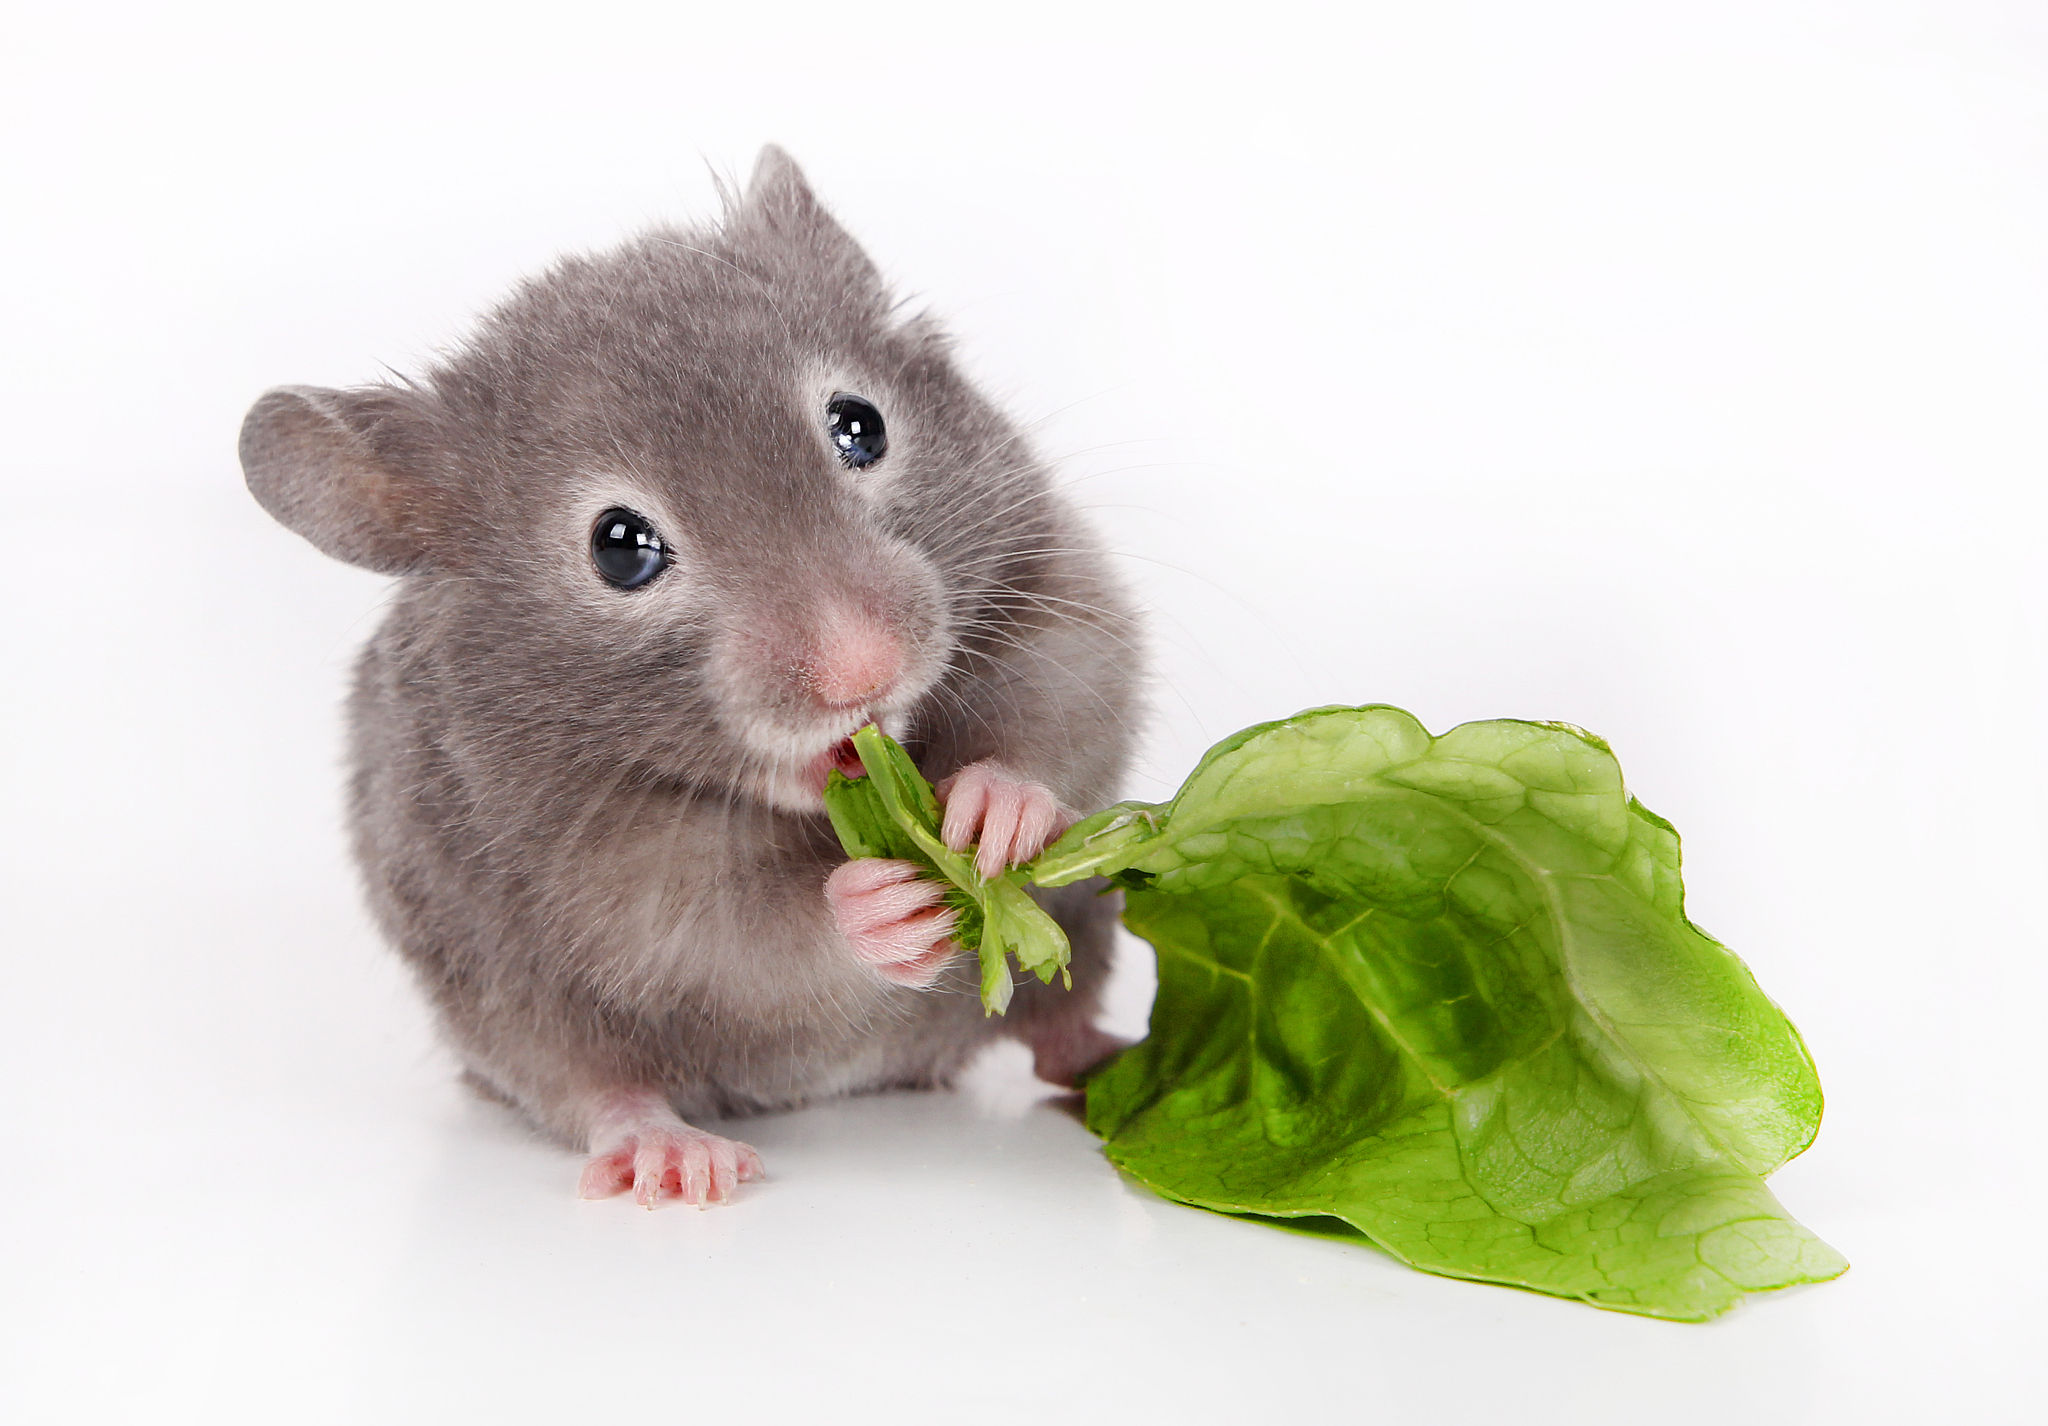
794 609 903 710
709 575 951 811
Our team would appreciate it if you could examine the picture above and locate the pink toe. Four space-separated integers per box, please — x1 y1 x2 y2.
975 780 1027 879
940 768 990 852
827 858 921 898
876 933 960 988
1012 790 1061 863
681 1140 711 1207
633 1139 672 1207
847 902 958 969
578 1151 633 1200
839 877 948 935
706 1140 738 1203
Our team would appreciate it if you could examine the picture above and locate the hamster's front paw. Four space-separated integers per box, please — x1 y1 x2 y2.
936 761 1074 877
826 858 960 988
580 1123 765 1208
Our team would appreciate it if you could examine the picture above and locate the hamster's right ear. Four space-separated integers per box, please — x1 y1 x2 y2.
239 384 446 575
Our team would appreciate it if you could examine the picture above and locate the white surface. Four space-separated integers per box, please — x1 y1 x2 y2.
3 3 2044 1421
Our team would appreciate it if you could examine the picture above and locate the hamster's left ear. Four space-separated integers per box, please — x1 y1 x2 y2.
734 145 884 291
239 384 448 575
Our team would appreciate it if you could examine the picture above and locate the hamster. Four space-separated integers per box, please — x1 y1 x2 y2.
238 147 1139 1208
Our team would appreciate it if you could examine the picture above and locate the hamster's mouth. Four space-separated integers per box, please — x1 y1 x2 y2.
747 712 910 814
800 721 881 797
827 735 866 780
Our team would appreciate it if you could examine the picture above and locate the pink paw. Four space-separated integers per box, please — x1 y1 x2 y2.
579 1123 765 1209
1028 1019 1134 1089
936 760 1073 878
826 858 960 989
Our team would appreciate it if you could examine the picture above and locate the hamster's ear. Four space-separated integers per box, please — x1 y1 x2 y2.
734 145 883 289
239 384 445 575
743 145 823 217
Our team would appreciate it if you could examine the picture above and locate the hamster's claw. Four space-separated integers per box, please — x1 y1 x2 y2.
579 1125 765 1209
826 858 960 988
936 761 1073 879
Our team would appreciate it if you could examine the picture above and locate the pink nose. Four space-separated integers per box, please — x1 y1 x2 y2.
799 613 903 709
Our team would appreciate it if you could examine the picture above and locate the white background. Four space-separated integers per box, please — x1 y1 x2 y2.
3 2 2044 1421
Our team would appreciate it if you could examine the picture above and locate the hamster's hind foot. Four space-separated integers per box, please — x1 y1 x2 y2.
1025 1018 1132 1090
579 1124 764 1208
576 1090 765 1208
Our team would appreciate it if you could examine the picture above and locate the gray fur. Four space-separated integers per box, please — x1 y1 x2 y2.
240 147 1139 1149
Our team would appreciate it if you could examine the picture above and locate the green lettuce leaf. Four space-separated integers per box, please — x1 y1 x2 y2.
822 725 1070 1015
826 707 1844 1318
1033 704 1845 1320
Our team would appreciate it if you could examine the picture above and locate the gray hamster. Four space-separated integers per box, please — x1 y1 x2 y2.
238 147 1138 1207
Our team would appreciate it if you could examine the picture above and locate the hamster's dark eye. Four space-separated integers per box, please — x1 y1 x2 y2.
590 507 668 590
826 393 887 469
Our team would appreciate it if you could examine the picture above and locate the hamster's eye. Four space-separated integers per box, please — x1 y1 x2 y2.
826 393 887 469
590 508 669 590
